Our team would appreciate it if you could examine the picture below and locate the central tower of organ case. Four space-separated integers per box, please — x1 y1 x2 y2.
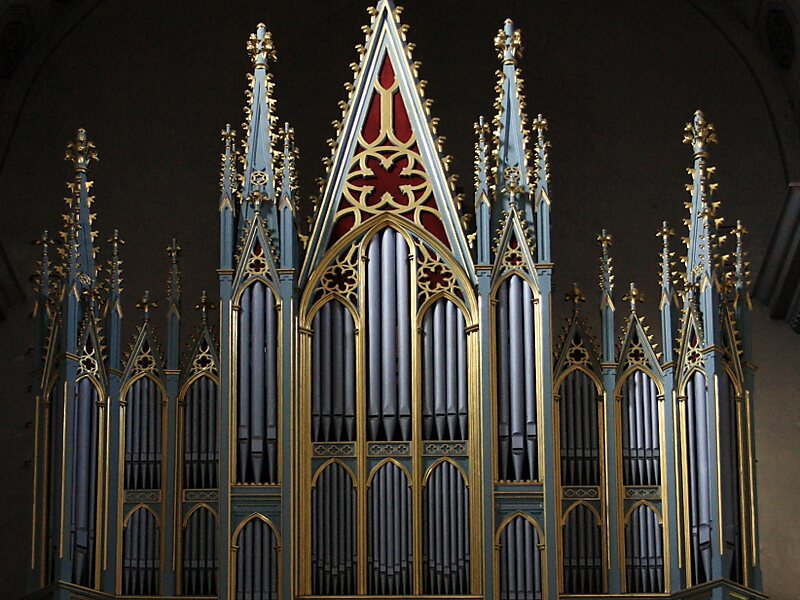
28 2 763 599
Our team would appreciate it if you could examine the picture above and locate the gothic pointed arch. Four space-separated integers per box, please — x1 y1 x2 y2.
121 504 160 595
490 207 538 283
181 504 218 596
232 514 280 600
300 0 473 282
495 513 544 600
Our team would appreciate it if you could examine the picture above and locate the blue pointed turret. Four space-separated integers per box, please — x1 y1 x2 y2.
597 229 615 363
64 128 99 291
105 229 124 372
493 20 534 227
166 238 181 371
532 114 551 263
220 125 237 271
278 122 299 270
239 23 279 235
32 230 53 368
474 116 492 265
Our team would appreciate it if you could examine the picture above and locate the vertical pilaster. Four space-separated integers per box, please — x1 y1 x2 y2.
217 271 233 598
278 269 295 600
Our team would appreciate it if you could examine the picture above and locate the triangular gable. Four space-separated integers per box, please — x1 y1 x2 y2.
122 320 165 384
233 215 280 292
676 302 705 389
617 314 663 378
182 324 219 385
720 307 744 385
76 311 108 389
554 312 602 378
491 208 537 282
300 0 472 282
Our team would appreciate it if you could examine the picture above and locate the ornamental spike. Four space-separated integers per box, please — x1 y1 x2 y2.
166 238 181 307
597 229 614 296
246 23 277 68
564 282 587 313
135 290 157 321
623 282 644 314
195 290 216 325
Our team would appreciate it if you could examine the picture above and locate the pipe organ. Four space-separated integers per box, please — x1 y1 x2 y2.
27 2 763 599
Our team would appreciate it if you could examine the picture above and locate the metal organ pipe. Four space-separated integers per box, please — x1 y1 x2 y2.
621 371 660 486
686 371 711 584
718 373 744 582
498 516 543 600
236 518 278 600
368 462 411 594
422 299 469 441
182 507 218 595
625 505 664 593
423 461 469 594
496 275 538 481
562 504 602 594
125 376 162 490
311 302 356 442
312 462 356 594
122 507 159 595
559 370 599 486
366 229 411 441
71 378 99 587
236 281 279 483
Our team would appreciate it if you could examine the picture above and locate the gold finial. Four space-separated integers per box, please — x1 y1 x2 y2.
658 221 674 242
195 290 216 324
221 124 236 143
166 238 181 263
597 229 613 250
564 283 586 307
733 220 748 241
502 166 523 207
108 229 124 255
532 114 548 134
495 19 523 64
33 230 52 249
683 109 717 156
247 23 277 67
64 128 98 173
623 282 644 313
135 290 157 319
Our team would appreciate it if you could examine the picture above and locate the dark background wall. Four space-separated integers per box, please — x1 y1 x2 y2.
0 1 797 597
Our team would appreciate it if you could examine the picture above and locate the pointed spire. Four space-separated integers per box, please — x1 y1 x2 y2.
33 230 53 309
493 19 534 226
195 290 216 326
733 220 751 305
63 128 99 289
240 23 280 231
623 282 644 314
220 124 237 211
105 229 124 314
135 290 157 321
474 116 492 264
166 238 181 308
682 110 719 291
532 114 551 263
597 229 615 362
564 282 587 313
279 122 299 269
658 221 674 294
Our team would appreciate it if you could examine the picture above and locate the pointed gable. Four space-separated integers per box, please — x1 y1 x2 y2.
554 311 602 379
617 314 662 378
301 1 472 282
491 208 537 283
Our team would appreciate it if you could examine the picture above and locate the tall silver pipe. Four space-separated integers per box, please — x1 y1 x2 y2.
367 235 382 441
237 287 251 482
496 282 510 478
381 230 397 440
396 233 411 441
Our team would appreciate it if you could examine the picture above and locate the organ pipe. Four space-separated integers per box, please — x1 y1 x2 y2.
422 299 469 441
183 507 217 596
71 378 100 587
498 516 543 600
311 303 356 442
686 371 711 584
367 462 412 594
312 463 356 594
183 376 218 488
237 281 279 484
423 461 470 594
235 518 278 600
496 274 538 481
559 370 600 486
124 377 162 490
122 508 160 595
621 370 660 486
562 504 602 594
366 229 411 442
625 505 664 593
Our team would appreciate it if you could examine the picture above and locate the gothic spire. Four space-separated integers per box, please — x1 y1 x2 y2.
682 110 719 293
474 116 491 264
532 114 551 263
166 239 182 370
166 238 181 310
493 19 534 226
105 229 124 318
63 128 99 291
240 23 280 232
278 122 299 269
597 229 615 362
220 124 237 271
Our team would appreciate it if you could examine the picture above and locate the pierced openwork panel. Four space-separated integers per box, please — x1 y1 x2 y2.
328 54 447 249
